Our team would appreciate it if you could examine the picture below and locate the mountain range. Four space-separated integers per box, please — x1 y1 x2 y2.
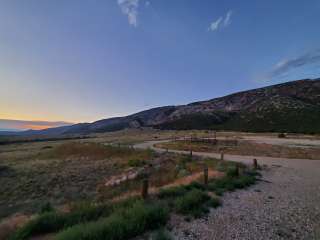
7 78 320 136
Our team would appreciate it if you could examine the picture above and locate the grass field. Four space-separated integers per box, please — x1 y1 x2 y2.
0 130 239 219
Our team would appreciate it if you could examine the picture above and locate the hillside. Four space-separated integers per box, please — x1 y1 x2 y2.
14 78 320 135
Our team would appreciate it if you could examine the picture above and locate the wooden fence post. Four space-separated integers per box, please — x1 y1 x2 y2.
253 159 258 169
190 150 193 158
204 166 208 185
141 177 149 199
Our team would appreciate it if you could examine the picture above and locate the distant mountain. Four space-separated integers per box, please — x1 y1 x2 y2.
11 78 320 136
0 129 22 136
0 119 72 132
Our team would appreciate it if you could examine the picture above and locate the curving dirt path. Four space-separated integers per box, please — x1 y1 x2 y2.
135 140 320 240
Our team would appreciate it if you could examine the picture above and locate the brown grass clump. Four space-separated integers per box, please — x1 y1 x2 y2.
47 142 153 161
0 214 29 240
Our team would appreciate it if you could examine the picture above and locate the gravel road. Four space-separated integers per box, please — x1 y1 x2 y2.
135 140 320 240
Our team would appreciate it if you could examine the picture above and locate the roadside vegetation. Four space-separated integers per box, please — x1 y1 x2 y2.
8 164 259 240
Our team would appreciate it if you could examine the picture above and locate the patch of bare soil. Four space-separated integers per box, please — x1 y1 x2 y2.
0 214 30 240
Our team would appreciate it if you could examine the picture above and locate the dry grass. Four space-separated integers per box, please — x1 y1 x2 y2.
0 214 30 240
0 137 226 221
0 142 154 220
157 140 320 160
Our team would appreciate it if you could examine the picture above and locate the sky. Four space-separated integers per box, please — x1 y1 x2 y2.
1 0 320 130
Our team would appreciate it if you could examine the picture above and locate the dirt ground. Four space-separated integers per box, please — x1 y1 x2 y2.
156 137 320 160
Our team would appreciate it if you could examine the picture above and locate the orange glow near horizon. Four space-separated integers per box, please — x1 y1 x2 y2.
24 124 58 130
0 112 76 123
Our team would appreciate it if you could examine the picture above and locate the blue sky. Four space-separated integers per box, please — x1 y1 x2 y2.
1 0 320 128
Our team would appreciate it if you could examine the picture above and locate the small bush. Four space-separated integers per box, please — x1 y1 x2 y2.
208 197 221 208
208 172 257 195
236 175 256 187
174 189 211 217
158 186 187 199
226 167 239 178
152 228 173 240
39 202 54 214
10 203 113 240
184 181 206 191
210 177 233 190
55 201 169 240
214 188 224 196
128 159 146 167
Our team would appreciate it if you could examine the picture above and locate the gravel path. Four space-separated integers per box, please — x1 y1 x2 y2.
135 140 320 240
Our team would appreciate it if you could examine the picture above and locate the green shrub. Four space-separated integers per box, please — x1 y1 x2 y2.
226 167 239 178
210 177 235 191
39 202 54 214
10 212 66 240
174 189 211 217
208 172 257 195
235 175 256 188
176 169 190 178
128 159 146 167
10 199 140 240
214 188 224 196
208 197 221 208
158 186 187 199
55 201 169 240
152 228 173 240
184 181 206 191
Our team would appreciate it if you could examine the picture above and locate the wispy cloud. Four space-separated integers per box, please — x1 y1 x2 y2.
208 17 223 31
118 0 140 27
224 10 233 26
266 49 320 79
208 10 233 32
